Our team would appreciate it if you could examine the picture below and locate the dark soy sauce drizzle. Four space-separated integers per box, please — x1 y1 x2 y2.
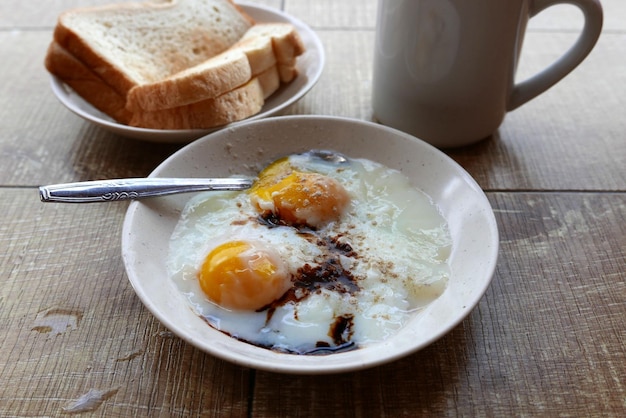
202 179 366 355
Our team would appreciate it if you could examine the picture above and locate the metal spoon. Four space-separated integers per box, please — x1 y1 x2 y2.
38 150 349 203
302 149 348 165
39 177 254 203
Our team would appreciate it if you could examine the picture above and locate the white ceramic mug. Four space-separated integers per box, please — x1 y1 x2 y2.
372 0 603 148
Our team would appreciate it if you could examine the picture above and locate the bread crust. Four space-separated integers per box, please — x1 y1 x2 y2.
257 66 280 99
129 77 265 129
128 66 280 129
240 23 306 65
125 49 252 111
232 36 277 76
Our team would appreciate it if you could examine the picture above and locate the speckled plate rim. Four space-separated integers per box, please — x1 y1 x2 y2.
49 2 325 143
121 115 499 374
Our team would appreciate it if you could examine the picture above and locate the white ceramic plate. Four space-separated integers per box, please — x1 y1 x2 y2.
49 2 325 143
122 116 499 374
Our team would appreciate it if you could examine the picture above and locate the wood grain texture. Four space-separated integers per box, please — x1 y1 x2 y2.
0 189 251 417
4 191 623 416
252 192 626 417
3 0 625 31
285 0 378 29
2 8 625 191
1 0 626 416
0 0 284 28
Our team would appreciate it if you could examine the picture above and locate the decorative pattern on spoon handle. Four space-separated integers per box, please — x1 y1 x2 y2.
38 178 253 203
101 191 141 201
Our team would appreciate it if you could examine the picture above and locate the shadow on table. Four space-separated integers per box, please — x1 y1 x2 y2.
251 320 476 415
68 124 186 181
443 130 525 191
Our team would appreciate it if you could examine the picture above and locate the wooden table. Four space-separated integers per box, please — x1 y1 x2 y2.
2 0 625 416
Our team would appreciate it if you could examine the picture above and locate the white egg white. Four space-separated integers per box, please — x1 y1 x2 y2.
167 154 452 354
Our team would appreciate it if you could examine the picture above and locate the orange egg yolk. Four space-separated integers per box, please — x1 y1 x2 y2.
249 159 350 228
198 240 291 311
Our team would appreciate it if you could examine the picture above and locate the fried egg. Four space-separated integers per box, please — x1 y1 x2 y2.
167 151 452 354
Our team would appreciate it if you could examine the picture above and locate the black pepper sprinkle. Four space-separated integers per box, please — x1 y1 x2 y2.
294 258 359 294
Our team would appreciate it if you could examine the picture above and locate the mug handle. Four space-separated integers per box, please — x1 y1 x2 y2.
507 0 603 111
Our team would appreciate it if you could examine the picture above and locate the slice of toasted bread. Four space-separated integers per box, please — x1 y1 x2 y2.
126 22 304 112
277 64 298 83
257 65 281 99
45 41 132 124
239 23 305 66
53 0 254 96
232 23 304 83
125 49 253 111
129 66 280 129
231 34 277 77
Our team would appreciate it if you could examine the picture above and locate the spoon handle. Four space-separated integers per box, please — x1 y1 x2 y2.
39 177 254 203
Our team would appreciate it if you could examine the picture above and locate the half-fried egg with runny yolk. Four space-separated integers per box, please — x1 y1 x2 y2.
167 151 452 355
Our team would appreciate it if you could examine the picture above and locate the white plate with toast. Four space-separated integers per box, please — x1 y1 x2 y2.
49 2 325 143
